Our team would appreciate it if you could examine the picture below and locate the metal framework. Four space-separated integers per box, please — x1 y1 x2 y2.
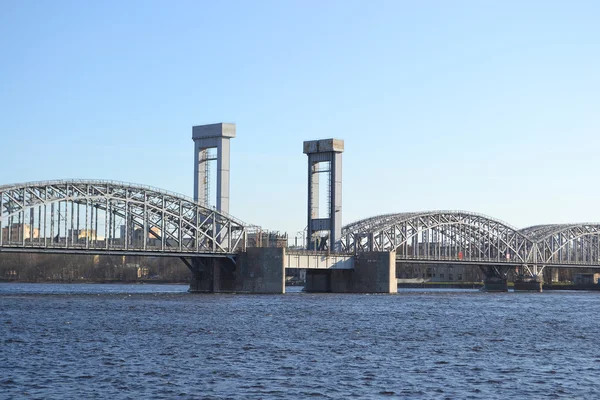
0 180 246 256
342 210 600 280
520 224 600 266
342 211 532 264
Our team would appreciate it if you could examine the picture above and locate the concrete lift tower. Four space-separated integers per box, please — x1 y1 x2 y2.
304 139 344 252
192 123 235 214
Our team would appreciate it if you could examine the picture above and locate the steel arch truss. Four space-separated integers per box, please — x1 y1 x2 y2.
0 180 246 256
520 224 600 266
342 211 533 264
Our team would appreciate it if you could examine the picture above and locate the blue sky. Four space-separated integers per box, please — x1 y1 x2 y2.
1 0 599 239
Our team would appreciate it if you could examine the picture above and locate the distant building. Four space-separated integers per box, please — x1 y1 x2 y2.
573 273 600 285
119 225 161 240
137 266 150 279
397 263 482 282
4 269 18 279
1 223 39 241
67 229 103 241
247 230 287 248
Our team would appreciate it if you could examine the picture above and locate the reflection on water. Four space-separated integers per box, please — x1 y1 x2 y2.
0 282 188 295
2 283 600 399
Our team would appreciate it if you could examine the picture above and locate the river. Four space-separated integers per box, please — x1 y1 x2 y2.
1 283 599 399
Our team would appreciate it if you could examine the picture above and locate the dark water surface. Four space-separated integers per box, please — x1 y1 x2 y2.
2 283 600 399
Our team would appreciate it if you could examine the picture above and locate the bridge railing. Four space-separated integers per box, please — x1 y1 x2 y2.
395 255 523 264
285 249 352 257
0 241 235 255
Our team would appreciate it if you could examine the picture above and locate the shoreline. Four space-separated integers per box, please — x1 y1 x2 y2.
0 280 189 285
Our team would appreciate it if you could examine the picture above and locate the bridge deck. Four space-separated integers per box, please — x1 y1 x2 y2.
0 245 232 258
395 256 600 268
285 251 354 269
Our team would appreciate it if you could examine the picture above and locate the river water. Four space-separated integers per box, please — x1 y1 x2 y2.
1 283 600 399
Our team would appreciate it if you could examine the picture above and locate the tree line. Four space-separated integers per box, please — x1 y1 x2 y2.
0 252 192 283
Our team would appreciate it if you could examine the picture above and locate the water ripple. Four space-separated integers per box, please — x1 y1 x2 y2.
1 284 600 399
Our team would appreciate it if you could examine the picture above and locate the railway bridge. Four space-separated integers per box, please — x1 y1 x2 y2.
2 123 599 293
341 211 600 291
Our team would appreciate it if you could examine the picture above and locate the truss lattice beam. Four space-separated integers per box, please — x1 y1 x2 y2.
0 180 247 255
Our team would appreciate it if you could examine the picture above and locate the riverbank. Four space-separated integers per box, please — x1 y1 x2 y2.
0 279 189 285
397 281 600 291
397 282 484 289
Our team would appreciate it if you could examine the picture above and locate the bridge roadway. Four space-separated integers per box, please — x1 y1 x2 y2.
3 181 600 292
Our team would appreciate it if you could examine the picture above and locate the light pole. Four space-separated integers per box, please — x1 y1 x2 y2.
297 229 306 249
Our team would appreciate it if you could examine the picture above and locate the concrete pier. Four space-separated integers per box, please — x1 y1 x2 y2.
482 278 508 292
305 251 396 293
188 257 237 293
305 270 332 292
514 280 543 292
189 248 286 294
190 249 395 294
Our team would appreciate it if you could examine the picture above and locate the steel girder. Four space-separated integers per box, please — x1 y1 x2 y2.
343 210 600 272
342 211 532 264
0 180 246 255
519 224 600 266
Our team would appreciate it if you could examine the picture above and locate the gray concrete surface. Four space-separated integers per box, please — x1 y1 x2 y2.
304 138 344 252
305 251 396 293
192 122 235 213
189 247 285 294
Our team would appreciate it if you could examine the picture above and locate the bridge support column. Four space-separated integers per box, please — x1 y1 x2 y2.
305 251 396 293
234 247 286 294
188 248 285 294
305 270 332 292
482 278 508 292
513 265 544 292
480 265 512 292
514 279 543 292
188 257 236 293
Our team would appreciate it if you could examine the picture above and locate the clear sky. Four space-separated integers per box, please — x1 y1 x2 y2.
1 1 599 239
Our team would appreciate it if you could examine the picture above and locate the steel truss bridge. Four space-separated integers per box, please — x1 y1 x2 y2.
342 211 600 280
2 181 600 281
0 180 246 258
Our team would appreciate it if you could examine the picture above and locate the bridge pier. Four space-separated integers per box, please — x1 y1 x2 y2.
480 265 512 292
513 265 544 292
188 248 286 294
514 279 543 292
482 278 508 292
188 257 237 293
304 251 396 293
305 270 332 292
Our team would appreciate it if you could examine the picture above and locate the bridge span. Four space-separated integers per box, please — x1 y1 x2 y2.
0 179 373 294
0 179 246 257
2 124 599 294
340 210 600 290
3 185 600 293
